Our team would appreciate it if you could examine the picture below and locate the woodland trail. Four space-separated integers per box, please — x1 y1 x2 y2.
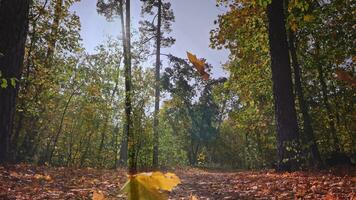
0 164 355 200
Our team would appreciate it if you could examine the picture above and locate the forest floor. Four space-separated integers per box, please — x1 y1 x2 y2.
0 164 355 200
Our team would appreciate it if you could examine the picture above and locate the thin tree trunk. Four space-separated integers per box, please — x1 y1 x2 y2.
113 124 120 168
266 0 301 171
0 0 31 164
98 59 121 164
152 0 162 169
118 0 128 166
48 83 82 163
315 42 340 153
123 0 135 175
288 31 322 168
317 64 340 152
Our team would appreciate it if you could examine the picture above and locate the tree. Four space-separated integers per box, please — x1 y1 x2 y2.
97 0 132 167
140 0 175 168
266 0 301 171
153 0 162 169
288 31 322 168
161 55 223 166
123 0 135 174
12 0 82 164
210 0 277 169
0 0 31 163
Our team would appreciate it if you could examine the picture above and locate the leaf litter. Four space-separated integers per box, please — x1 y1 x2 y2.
0 164 354 199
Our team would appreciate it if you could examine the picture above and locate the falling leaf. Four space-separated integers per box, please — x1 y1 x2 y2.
190 195 199 200
120 171 181 200
187 52 210 80
92 191 106 200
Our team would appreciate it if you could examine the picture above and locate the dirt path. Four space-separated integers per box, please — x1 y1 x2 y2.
0 165 355 199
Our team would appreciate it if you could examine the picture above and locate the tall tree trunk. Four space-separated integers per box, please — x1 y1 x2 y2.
315 43 340 153
118 0 128 167
12 18 37 151
289 31 322 168
152 0 162 169
123 0 135 175
0 0 31 164
266 0 301 171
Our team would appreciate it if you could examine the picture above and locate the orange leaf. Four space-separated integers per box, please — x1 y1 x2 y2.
92 191 105 200
187 52 210 80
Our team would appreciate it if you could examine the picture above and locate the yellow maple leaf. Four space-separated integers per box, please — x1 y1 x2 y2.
121 171 181 200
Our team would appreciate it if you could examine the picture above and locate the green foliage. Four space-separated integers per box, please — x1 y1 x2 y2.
1 78 7 88
7 0 354 172
210 0 355 169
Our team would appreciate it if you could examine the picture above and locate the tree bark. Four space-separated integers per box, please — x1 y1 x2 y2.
0 0 31 164
152 0 162 169
288 31 322 168
266 0 301 171
123 0 135 174
118 0 128 167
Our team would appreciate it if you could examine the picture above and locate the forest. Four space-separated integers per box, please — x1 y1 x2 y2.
0 0 355 199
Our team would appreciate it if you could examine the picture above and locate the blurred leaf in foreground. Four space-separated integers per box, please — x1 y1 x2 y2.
120 172 181 200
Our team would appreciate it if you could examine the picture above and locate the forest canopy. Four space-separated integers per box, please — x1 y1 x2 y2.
0 0 355 199
0 0 355 170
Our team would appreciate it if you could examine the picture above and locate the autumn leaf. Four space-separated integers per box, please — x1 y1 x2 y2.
92 191 106 200
34 174 52 181
323 193 337 200
187 52 210 80
120 171 181 200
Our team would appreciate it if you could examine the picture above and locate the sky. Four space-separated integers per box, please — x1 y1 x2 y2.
71 0 230 78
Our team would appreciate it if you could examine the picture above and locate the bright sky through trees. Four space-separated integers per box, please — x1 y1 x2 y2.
71 0 229 78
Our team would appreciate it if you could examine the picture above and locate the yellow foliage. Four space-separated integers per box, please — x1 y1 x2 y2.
303 15 314 22
290 21 298 32
121 172 181 200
